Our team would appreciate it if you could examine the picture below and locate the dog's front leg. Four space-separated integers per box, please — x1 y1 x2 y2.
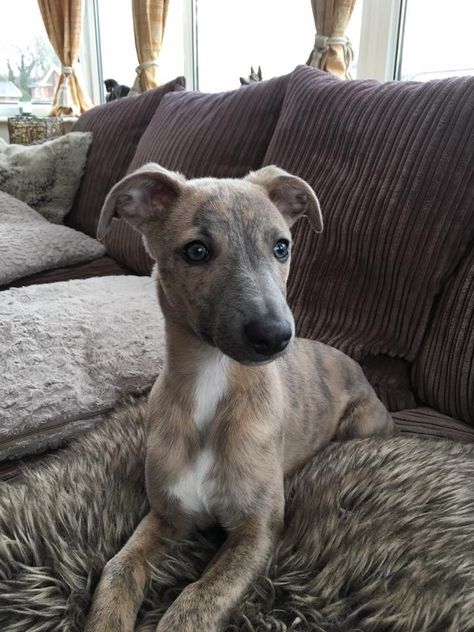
85 510 185 632
157 505 283 632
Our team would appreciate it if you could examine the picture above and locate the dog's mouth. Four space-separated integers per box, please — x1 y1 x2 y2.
212 335 294 366
235 347 291 366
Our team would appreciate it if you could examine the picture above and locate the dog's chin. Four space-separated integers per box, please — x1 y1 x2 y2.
214 341 291 366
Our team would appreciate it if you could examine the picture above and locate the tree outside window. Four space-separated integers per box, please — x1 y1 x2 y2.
0 1 58 107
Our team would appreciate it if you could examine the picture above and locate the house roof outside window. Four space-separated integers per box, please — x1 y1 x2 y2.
0 77 22 103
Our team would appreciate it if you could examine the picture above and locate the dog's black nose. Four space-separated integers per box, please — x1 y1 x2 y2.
244 319 293 357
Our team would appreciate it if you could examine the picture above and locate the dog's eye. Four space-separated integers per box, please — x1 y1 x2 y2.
183 241 211 264
273 239 290 262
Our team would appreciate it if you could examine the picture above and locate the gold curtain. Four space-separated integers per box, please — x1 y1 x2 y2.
131 0 170 93
37 0 92 115
307 0 356 79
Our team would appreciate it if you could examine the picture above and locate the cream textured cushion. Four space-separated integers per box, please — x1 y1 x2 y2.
0 275 165 459
0 191 105 286
0 131 92 223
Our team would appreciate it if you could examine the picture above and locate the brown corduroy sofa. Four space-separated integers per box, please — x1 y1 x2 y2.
8 65 474 444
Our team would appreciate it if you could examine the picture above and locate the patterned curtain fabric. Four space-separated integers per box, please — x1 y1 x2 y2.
37 0 93 115
131 0 170 94
307 0 356 78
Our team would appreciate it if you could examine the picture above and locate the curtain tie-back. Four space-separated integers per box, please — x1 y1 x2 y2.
312 34 354 69
131 60 159 94
57 65 75 109
135 60 159 75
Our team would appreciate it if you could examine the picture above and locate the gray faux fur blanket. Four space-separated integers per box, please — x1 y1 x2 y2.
1 397 473 631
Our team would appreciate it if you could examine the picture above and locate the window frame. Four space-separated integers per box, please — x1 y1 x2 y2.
82 0 104 106
356 0 404 81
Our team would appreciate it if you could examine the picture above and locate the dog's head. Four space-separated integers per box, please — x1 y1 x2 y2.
98 164 322 365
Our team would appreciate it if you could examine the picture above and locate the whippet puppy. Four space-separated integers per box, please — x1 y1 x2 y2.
86 163 393 631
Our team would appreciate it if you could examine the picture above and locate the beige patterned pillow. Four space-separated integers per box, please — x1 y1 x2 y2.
0 131 92 224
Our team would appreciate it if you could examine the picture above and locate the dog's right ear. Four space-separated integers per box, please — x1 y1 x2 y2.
97 163 186 240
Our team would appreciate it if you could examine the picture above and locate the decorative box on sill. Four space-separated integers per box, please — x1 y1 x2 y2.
7 114 65 145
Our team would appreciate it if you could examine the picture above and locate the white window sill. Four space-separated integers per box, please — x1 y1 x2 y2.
0 103 78 122
0 115 78 123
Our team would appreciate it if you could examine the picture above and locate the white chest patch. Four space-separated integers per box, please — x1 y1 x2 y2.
193 350 230 428
167 449 216 518
166 350 230 520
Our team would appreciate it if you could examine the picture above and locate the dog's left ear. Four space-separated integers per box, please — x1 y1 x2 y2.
246 165 323 233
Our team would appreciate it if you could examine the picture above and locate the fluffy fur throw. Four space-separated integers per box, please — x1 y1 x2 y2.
0 132 92 223
0 276 165 460
1 398 473 631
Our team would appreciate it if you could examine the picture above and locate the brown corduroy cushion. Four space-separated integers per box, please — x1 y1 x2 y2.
412 251 474 425
0 256 131 291
66 77 185 238
392 407 474 443
104 74 291 275
263 65 474 410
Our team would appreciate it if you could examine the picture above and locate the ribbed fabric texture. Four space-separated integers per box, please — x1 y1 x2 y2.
104 219 155 277
413 251 474 425
263 66 474 408
67 77 185 238
129 73 290 176
392 407 474 442
104 74 290 275
1 256 130 291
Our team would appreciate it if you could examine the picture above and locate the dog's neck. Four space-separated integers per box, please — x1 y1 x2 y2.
157 279 233 381
163 318 226 376
162 318 234 430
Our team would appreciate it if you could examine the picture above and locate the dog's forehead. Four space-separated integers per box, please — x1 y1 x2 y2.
182 179 284 231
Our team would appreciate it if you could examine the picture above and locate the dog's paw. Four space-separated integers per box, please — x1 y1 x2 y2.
156 583 220 632
84 610 133 632
85 563 137 632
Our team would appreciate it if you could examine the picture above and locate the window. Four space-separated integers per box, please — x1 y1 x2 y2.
0 0 58 114
3 0 472 119
356 0 474 82
96 1 137 89
96 0 186 103
397 0 474 80
195 0 364 92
